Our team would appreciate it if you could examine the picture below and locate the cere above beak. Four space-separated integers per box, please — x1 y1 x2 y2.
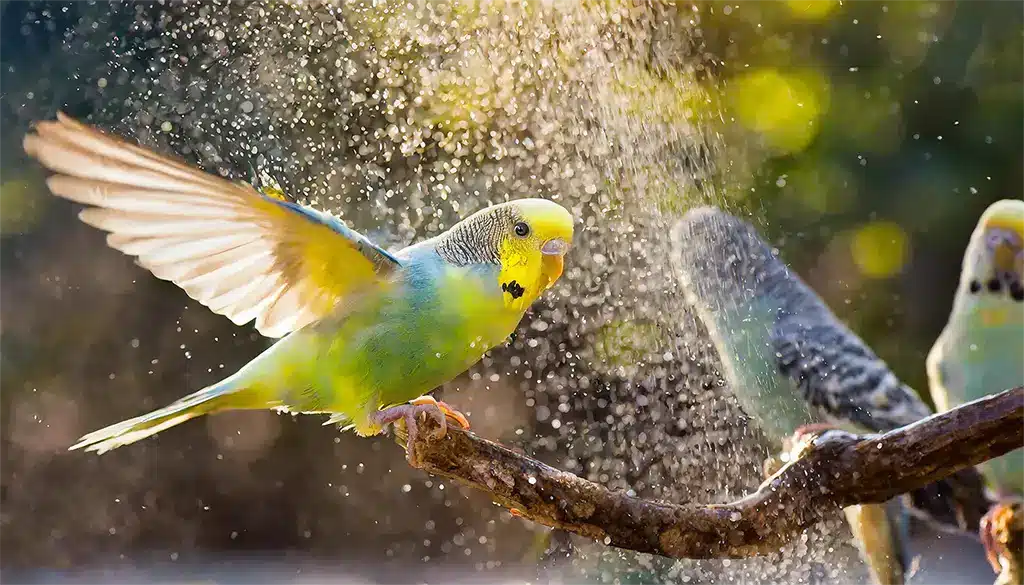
541 238 569 256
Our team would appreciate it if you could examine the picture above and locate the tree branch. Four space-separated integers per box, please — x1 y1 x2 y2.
406 386 1023 560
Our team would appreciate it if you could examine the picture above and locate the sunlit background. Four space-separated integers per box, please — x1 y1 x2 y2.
1 1 1020 583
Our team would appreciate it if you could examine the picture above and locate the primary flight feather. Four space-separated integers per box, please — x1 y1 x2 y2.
24 113 574 462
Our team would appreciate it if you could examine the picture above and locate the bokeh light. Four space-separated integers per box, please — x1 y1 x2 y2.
727 68 830 154
785 0 840 21
0 178 48 236
0 1 1019 583
850 221 910 279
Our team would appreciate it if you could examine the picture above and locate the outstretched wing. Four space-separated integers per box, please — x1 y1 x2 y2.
24 113 401 338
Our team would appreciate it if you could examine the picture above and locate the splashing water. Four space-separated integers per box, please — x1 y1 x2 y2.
2 1 866 582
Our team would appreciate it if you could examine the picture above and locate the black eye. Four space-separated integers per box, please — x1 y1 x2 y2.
514 222 530 237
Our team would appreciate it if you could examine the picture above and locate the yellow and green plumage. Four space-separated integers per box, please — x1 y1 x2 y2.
926 200 1023 584
23 113 574 460
927 199 1024 498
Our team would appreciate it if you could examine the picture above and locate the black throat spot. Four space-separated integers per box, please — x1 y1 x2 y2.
502 280 525 300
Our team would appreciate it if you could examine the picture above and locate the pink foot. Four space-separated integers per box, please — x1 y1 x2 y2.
780 423 842 459
369 401 448 465
410 395 471 430
434 400 471 430
980 499 1023 579
793 422 839 437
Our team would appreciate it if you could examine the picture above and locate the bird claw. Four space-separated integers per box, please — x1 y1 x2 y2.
410 395 471 432
762 455 783 479
792 422 839 439
980 498 1023 580
372 396 469 465
981 509 1002 574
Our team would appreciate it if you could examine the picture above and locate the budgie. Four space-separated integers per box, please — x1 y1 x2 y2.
669 207 986 585
927 198 1023 499
23 113 574 463
927 199 1023 571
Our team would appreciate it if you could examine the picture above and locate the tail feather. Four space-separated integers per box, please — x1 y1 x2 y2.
71 381 240 454
845 500 910 585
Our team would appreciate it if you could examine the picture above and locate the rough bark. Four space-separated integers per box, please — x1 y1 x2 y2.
404 386 1023 560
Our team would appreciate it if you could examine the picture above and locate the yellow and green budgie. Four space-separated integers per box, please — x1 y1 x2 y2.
928 199 1024 499
927 199 1023 584
23 113 574 462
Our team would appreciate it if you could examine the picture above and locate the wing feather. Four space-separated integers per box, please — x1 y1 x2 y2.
79 208 252 237
24 113 402 338
670 206 932 432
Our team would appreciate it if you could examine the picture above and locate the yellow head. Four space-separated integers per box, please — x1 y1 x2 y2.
961 199 1024 303
436 198 574 312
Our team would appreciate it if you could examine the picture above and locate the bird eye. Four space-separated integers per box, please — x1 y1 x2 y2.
985 228 1021 250
514 222 530 237
986 231 1006 249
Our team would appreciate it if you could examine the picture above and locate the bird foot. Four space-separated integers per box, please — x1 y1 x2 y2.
980 498 1024 585
793 422 840 438
410 395 471 430
770 423 838 459
371 396 469 466
762 455 784 479
760 427 828 483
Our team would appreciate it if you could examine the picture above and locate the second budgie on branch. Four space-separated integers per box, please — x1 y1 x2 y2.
23 113 574 463
928 198 1024 501
670 206 991 585
926 199 1024 584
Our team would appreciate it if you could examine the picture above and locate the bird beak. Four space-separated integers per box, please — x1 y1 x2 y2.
540 238 569 290
541 238 569 256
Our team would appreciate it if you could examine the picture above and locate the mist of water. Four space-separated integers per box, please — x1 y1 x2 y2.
2 1 876 583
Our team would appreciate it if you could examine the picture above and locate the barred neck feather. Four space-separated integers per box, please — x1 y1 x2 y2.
434 206 516 267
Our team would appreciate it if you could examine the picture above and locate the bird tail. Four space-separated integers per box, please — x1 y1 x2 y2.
70 379 248 454
844 500 911 585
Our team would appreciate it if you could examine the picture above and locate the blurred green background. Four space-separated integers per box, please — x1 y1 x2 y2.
1 0 1020 582
699 0 1022 389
